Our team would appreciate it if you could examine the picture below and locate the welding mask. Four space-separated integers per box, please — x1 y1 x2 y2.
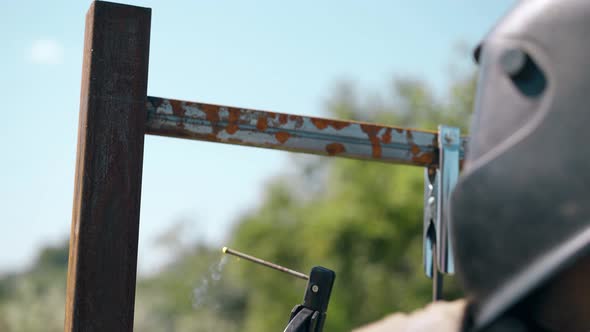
450 0 590 330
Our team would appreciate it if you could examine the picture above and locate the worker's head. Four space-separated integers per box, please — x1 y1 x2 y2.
450 0 590 331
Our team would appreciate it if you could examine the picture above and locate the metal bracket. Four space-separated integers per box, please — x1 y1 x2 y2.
423 125 460 299
423 166 439 279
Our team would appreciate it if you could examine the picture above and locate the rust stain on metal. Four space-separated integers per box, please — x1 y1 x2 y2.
206 133 218 141
395 128 404 134
326 143 346 156
289 115 304 129
228 138 243 144
381 128 392 144
311 118 350 130
311 118 329 130
405 129 424 160
279 114 288 125
169 100 185 128
275 132 291 144
169 99 184 116
256 116 268 131
412 152 435 164
331 120 350 130
226 108 241 134
200 104 221 123
360 124 382 158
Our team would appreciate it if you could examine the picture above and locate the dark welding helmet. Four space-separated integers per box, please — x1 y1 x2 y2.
450 0 590 330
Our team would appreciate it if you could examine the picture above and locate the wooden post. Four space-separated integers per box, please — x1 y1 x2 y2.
65 2 151 331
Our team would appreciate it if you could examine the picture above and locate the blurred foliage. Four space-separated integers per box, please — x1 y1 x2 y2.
0 243 68 332
227 74 475 331
0 73 475 331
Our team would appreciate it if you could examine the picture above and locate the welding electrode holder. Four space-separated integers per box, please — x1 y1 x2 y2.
284 266 336 332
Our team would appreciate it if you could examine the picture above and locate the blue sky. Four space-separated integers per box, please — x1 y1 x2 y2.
0 0 515 275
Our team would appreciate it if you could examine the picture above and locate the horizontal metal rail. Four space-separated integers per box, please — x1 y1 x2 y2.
146 96 467 167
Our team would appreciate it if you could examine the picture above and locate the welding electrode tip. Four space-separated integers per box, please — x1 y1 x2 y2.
221 246 309 280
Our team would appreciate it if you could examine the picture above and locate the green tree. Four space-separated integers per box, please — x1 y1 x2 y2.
0 242 68 332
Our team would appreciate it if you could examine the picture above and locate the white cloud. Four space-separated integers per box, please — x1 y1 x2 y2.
29 39 65 65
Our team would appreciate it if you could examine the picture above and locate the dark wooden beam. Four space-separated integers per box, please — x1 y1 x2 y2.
65 2 151 331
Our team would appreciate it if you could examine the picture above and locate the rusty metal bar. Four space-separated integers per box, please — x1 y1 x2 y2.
65 2 151 332
146 97 467 167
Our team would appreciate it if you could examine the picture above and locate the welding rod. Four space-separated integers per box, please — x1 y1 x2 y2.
222 247 309 280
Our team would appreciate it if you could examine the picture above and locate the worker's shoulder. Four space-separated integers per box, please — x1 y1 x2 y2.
353 299 467 332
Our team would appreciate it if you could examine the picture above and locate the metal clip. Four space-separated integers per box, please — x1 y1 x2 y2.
423 126 460 299
437 125 460 274
423 166 438 278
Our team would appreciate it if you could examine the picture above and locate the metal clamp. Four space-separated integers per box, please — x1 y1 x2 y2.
423 125 460 300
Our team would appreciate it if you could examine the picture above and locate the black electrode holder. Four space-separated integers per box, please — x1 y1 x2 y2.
283 266 336 332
